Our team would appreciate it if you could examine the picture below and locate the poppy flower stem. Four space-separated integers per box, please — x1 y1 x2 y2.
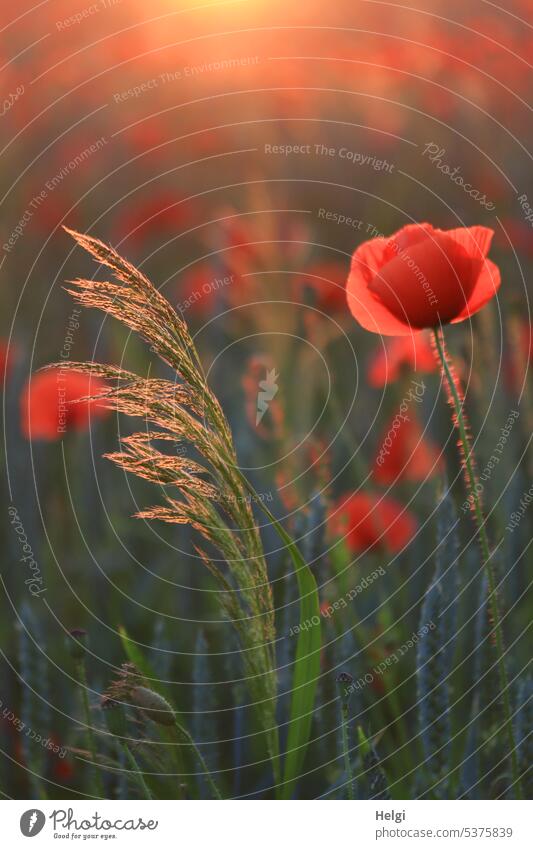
120 742 153 800
336 674 355 799
75 659 105 799
432 328 522 799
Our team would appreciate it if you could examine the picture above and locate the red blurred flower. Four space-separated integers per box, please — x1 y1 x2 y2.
373 413 441 484
347 224 501 335
329 492 417 553
505 319 532 393
296 261 349 313
0 341 13 384
115 192 196 247
53 754 75 782
367 332 437 387
21 370 109 441
177 263 230 319
497 219 533 258
520 321 533 362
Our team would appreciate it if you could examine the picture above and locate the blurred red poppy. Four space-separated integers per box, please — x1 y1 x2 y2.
496 219 533 258
296 261 349 313
347 224 501 335
177 264 227 318
367 332 437 387
21 370 109 441
373 413 441 484
115 192 196 247
329 491 417 553
505 320 532 393
1 341 13 383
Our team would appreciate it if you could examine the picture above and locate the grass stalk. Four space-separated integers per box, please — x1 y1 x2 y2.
169 720 223 800
76 660 105 799
432 328 522 799
336 674 355 799
120 743 153 799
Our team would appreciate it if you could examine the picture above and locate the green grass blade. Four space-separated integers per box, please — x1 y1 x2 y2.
250 494 321 799
281 540 321 799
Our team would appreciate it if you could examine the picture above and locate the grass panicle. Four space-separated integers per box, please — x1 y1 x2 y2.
47 228 279 779
416 483 459 797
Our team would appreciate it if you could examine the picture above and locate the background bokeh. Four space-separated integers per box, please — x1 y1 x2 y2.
1 0 531 800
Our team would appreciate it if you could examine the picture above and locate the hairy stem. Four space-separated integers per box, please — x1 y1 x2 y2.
76 660 105 799
432 328 522 799
170 721 223 800
337 689 355 800
121 742 153 799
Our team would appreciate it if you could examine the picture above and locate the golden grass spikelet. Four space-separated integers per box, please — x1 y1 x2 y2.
46 228 279 765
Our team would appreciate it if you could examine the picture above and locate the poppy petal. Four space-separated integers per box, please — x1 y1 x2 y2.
368 232 482 328
451 258 501 323
347 237 417 335
444 225 494 259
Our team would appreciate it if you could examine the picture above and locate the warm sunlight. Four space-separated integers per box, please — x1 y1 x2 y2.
1 0 530 835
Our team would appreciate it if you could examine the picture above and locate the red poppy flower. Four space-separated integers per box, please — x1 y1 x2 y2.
367 332 437 387
520 321 533 363
296 261 349 313
0 341 13 384
505 320 532 393
373 414 442 484
347 223 501 335
495 219 533 258
53 755 75 782
329 492 417 553
177 264 227 319
115 192 196 247
21 370 109 441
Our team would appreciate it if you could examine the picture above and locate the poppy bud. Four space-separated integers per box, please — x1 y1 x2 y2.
66 628 88 661
130 686 175 726
102 697 127 737
336 671 354 708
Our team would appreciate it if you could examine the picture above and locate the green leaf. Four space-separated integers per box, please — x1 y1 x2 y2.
281 540 321 798
255 504 321 799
